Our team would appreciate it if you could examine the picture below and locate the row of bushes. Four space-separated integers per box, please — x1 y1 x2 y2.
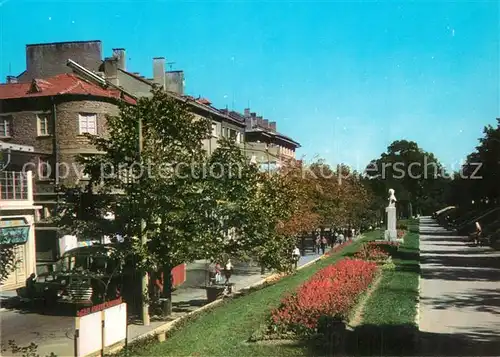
269 258 378 336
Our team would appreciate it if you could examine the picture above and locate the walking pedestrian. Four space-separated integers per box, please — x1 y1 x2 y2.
315 236 321 254
338 231 345 244
223 259 233 284
347 228 353 241
292 246 301 269
215 262 222 284
321 236 328 254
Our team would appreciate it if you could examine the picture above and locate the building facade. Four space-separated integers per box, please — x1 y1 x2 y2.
100 53 246 154
0 162 40 291
2 39 300 272
0 73 134 271
8 40 246 156
222 108 300 169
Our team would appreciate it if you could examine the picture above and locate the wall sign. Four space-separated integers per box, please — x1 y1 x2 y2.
0 218 29 244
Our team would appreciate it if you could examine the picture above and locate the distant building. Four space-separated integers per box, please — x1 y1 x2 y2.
221 108 300 169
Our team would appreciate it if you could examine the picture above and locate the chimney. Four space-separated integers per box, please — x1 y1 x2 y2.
153 57 166 89
269 121 277 131
263 119 269 128
112 48 126 70
166 70 184 94
244 108 250 117
103 57 119 85
6 75 17 84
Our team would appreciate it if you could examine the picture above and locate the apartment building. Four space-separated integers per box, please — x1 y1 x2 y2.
1 40 300 270
221 108 300 169
100 53 245 153
0 40 246 270
0 72 134 269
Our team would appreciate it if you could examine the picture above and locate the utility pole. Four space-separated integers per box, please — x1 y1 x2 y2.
138 118 150 326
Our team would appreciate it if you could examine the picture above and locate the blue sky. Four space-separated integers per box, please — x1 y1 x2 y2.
0 0 498 171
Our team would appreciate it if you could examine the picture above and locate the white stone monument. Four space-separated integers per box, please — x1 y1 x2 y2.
385 188 398 241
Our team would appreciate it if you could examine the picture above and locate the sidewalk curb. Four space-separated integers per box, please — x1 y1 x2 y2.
119 254 325 352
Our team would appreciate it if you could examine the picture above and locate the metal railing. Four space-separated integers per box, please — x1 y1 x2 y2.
0 171 29 200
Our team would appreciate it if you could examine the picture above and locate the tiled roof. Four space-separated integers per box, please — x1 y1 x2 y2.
245 127 301 148
196 98 211 105
0 73 136 104
220 109 246 123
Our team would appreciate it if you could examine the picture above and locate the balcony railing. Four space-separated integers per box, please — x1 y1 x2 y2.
0 171 32 201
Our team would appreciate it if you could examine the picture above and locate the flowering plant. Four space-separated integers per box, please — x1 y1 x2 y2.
397 230 406 239
324 240 353 257
354 244 389 262
270 258 378 335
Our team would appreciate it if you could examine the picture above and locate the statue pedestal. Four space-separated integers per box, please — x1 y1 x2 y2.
385 206 397 241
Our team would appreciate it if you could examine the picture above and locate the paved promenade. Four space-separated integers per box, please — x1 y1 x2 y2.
1 252 321 357
419 216 500 355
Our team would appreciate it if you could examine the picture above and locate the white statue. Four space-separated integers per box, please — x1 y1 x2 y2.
388 188 397 207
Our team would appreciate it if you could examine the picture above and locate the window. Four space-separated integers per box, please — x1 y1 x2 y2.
211 123 218 137
229 129 237 141
79 113 97 135
0 116 12 137
37 113 51 136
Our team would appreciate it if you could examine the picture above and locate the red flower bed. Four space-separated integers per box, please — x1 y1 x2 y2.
325 240 353 256
367 241 399 248
354 244 389 262
270 258 378 334
354 241 399 261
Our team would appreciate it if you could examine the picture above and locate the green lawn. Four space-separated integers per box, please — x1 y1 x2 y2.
361 231 420 325
349 227 420 355
117 230 381 357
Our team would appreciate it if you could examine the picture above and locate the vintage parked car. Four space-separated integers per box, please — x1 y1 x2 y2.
17 244 129 306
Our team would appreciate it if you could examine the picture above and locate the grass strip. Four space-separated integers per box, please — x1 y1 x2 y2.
116 230 381 357
349 228 420 356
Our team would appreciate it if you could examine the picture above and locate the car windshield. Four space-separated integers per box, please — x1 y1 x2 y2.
54 249 117 274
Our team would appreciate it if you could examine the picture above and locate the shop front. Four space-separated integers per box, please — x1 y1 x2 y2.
0 215 37 291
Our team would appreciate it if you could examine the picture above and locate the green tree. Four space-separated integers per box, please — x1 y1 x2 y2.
56 87 303 315
365 140 451 216
57 87 213 314
0 245 17 283
448 119 500 208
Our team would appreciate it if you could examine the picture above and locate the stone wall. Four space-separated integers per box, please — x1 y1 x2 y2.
0 96 119 185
